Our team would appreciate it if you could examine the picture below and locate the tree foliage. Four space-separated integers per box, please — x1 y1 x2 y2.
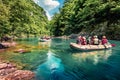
50 0 120 39
0 0 48 38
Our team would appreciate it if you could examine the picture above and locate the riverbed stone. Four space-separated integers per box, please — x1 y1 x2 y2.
3 70 35 80
0 62 35 80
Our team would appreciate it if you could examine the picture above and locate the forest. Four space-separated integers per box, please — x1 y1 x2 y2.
50 0 120 40
0 0 120 40
0 0 48 38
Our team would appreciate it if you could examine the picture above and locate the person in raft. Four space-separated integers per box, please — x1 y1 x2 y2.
101 36 108 45
76 36 81 44
93 35 99 45
81 36 87 45
76 36 87 45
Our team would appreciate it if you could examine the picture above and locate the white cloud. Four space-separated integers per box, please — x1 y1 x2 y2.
39 0 60 11
33 0 60 20
33 0 39 4
46 11 51 20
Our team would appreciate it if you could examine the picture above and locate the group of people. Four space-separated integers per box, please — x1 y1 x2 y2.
76 35 108 45
40 36 51 40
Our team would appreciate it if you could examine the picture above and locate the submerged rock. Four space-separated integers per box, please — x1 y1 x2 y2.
1 41 16 48
0 62 35 80
3 70 35 80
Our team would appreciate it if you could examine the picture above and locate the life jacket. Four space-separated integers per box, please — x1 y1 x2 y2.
102 38 108 45
81 37 86 45
94 38 99 45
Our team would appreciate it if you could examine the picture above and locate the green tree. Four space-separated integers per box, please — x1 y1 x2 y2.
0 0 49 38
51 0 120 39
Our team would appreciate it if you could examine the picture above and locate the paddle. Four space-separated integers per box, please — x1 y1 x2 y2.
111 44 116 47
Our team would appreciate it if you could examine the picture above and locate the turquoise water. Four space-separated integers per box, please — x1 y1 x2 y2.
2 38 120 80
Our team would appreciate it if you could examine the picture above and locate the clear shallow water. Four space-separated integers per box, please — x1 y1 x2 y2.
1 38 120 80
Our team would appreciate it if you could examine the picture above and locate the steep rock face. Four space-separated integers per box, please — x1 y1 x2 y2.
0 62 35 80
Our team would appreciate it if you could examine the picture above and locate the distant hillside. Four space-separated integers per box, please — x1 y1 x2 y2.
0 0 49 38
50 0 120 40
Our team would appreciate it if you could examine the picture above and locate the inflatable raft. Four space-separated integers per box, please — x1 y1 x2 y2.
39 38 51 42
70 43 112 51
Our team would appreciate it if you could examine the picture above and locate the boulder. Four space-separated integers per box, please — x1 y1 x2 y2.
0 68 17 76
3 70 35 80
0 44 6 49
0 63 16 70
1 42 16 48
0 62 35 80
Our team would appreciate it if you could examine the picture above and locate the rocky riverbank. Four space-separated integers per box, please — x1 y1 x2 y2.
0 41 35 80
0 61 35 80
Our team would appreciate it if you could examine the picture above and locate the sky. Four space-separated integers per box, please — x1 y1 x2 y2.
33 0 64 20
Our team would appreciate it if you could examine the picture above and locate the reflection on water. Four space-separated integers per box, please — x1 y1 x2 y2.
35 50 88 80
72 49 112 65
35 50 64 80
38 41 51 48
35 38 120 80
2 38 120 80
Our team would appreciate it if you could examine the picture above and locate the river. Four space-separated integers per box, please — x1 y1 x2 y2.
0 38 120 80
